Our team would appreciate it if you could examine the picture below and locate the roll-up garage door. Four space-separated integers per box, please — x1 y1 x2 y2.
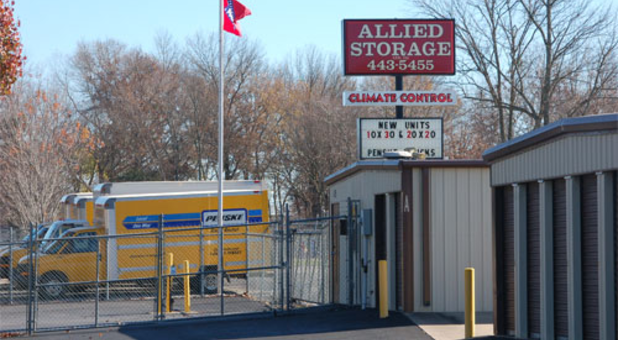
526 182 541 337
503 185 515 335
581 174 599 340
553 179 568 338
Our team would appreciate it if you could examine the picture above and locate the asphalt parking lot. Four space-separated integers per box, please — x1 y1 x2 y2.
25 307 433 340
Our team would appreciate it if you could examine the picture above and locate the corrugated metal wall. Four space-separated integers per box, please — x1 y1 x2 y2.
429 167 493 312
329 170 401 307
490 132 618 187
329 170 401 217
329 165 493 313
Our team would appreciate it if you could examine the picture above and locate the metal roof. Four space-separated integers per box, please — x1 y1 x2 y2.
324 159 487 186
483 113 618 162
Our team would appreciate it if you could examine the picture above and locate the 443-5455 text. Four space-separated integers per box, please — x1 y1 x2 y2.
366 59 434 72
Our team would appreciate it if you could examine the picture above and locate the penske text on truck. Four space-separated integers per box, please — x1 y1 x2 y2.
19 187 270 296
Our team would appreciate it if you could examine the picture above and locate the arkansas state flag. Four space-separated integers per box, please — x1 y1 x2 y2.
223 0 252 37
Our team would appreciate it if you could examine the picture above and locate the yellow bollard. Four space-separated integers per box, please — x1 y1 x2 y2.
184 260 191 313
166 253 174 313
379 260 388 319
465 267 475 338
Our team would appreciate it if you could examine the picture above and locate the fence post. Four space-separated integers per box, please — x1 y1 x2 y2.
347 198 353 305
218 220 224 316
245 219 249 295
199 227 204 297
166 252 174 313
105 235 110 301
285 205 291 311
320 227 325 304
279 215 284 311
260 232 265 301
328 215 333 305
95 239 100 327
8 227 13 305
156 215 164 321
33 233 40 332
26 223 34 336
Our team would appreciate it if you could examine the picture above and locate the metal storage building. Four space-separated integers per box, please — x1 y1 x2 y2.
325 159 493 314
483 114 618 339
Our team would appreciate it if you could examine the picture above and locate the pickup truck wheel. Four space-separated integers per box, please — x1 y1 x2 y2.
41 273 67 300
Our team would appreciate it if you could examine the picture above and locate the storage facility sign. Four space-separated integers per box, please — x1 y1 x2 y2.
358 118 443 159
343 90 457 106
343 19 455 75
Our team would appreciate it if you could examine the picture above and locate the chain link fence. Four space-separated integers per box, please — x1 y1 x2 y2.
0 212 339 335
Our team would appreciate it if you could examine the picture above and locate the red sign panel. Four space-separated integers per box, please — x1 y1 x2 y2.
343 19 455 76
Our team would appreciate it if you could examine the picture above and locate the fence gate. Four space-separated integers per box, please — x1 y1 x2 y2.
288 217 332 308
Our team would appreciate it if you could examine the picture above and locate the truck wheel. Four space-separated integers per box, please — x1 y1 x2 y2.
190 266 218 295
202 273 218 294
40 272 67 300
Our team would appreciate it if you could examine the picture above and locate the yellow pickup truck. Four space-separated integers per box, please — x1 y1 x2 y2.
15 226 103 298
0 220 90 279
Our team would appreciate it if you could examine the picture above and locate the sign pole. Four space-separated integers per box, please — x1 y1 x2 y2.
395 75 403 119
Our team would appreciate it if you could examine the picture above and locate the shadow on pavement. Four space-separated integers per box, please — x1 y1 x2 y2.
116 307 432 340
28 307 433 340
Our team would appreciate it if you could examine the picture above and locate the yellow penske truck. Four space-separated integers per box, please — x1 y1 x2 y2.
60 193 92 220
93 180 265 199
72 195 94 225
18 187 270 296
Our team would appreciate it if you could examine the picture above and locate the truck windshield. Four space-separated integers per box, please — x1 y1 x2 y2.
18 225 50 248
41 222 76 248
44 231 75 254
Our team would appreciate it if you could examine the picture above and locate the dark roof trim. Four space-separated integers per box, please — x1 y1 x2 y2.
483 113 618 162
324 159 487 186
399 159 487 168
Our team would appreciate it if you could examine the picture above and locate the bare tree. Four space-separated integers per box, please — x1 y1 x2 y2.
0 79 95 228
270 47 357 217
413 0 618 139
185 32 270 180
67 39 195 181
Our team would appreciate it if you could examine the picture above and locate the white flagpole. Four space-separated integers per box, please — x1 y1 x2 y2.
218 0 225 316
